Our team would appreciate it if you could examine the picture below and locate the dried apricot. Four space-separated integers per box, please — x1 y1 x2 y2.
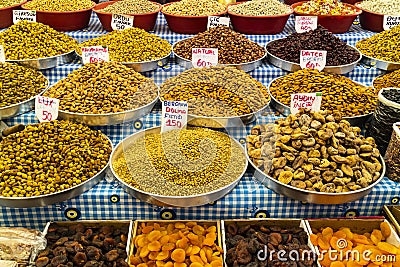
154 223 161 230
340 227 354 240
200 249 208 264
149 241 162 252
177 237 189 249
160 235 170 245
156 261 166 267
186 222 197 228
143 226 155 234
190 255 204 264
149 252 159 261
174 263 187 267
138 236 149 248
380 222 392 239
140 247 151 258
210 259 222 267
189 246 201 256
203 247 213 262
310 234 319 246
347 259 362 267
318 237 331 250
334 230 347 239
371 230 383 245
203 238 215 247
175 223 186 229
138 263 149 267
193 225 205 236
171 248 186 263
322 227 333 238
163 243 176 251
206 226 216 233
156 251 170 261
331 261 346 267
131 255 143 265
188 233 199 242
319 252 332 267
165 262 174 267
205 233 216 240
189 263 203 267
377 242 398 254
148 231 162 242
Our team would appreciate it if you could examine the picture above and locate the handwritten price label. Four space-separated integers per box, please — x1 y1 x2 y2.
207 16 230 29
161 100 188 132
111 14 134 30
0 45 5 63
295 16 317 33
35 96 60 122
290 92 322 115
81 46 109 64
192 48 218 68
300 50 327 71
13 10 36 23
383 15 400 30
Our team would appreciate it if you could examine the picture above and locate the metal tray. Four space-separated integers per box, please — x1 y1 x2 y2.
109 126 248 207
266 39 362 74
382 206 400 236
361 54 400 71
6 50 76 70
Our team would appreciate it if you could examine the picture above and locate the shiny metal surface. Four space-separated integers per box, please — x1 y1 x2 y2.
109 126 248 207
6 50 75 70
361 54 400 71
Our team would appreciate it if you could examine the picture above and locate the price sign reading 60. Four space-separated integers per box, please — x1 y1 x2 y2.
300 50 327 71
192 48 218 68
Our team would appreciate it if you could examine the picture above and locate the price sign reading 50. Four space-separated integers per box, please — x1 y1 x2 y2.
192 48 218 68
35 96 60 123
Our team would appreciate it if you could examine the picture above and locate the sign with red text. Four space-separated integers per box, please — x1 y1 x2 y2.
13 10 36 23
0 45 5 63
81 46 109 64
290 92 322 114
207 16 230 29
111 14 134 30
35 96 60 122
300 50 327 71
192 48 218 68
383 15 400 30
161 100 188 132
295 16 317 33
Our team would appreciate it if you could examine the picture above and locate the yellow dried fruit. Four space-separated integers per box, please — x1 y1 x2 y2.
380 222 392 238
148 231 162 242
171 248 186 263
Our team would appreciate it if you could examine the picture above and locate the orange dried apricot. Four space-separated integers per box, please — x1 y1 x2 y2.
340 227 354 240
310 234 319 246
319 252 332 267
154 223 161 230
380 222 392 239
131 255 143 265
165 262 174 267
156 251 170 261
206 226 216 233
171 248 186 263
334 230 347 239
175 222 186 229
174 263 187 267
331 261 346 267
189 246 201 256
318 237 331 250
382 263 393 267
206 232 216 240
160 235 170 245
156 261 166 267
203 238 215 247
371 230 383 245
163 243 176 251
143 226 155 234
203 247 213 262
148 231 162 242
200 249 208 264
138 263 149 267
190 255 204 264
149 252 159 261
346 259 362 267
186 222 197 228
377 242 398 254
322 227 333 238
188 233 199 242
193 225 205 235
210 259 222 267
149 241 162 252
189 263 203 267
177 237 189 249
140 247 151 258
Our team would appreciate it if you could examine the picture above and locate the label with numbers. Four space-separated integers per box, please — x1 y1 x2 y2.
207 16 230 29
192 48 218 68
383 15 400 30
35 96 60 122
295 16 317 33
290 92 322 115
300 50 327 71
111 14 134 30
0 45 5 63
81 46 109 64
161 100 188 132
13 10 36 23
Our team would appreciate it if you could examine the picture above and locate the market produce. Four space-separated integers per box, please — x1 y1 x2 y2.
0 0 23 8
173 26 265 64
77 27 171 63
382 89 400 103
0 62 48 108
225 222 314 267
385 124 400 182
162 0 226 16
356 25 400 63
112 127 246 196
293 0 358 15
23 0 94 11
247 109 383 193
99 0 159 14
0 21 77 60
228 0 292 16
131 221 223 267
0 120 112 197
269 69 377 117
43 62 158 114
357 0 400 15
373 70 400 91
267 26 360 66
36 223 130 267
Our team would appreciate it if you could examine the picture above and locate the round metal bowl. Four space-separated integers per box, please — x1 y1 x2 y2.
6 50 76 70
109 126 248 207
360 54 400 72
266 40 362 74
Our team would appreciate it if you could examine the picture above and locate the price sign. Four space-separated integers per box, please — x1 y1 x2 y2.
35 96 60 122
13 10 36 23
383 15 400 30
81 46 109 64
207 16 230 29
295 16 317 33
300 50 327 71
161 100 188 132
290 92 322 115
111 14 134 30
0 45 5 63
192 48 218 68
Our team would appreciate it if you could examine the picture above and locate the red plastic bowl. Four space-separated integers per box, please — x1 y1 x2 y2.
21 1 95 31
355 2 384 32
341 0 358 4
161 2 227 34
227 3 293 34
284 0 305 4
0 0 27 29
292 1 362 33
93 1 161 32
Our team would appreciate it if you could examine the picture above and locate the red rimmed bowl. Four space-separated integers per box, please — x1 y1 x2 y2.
93 1 162 32
355 2 387 32
292 1 362 33
21 1 95 31
227 2 293 34
284 0 305 4
0 0 27 29
161 3 227 34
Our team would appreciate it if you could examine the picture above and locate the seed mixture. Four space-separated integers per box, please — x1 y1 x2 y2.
228 0 292 16
99 0 159 14
358 0 400 15
0 0 24 8
294 0 358 15
162 0 226 16
23 0 94 12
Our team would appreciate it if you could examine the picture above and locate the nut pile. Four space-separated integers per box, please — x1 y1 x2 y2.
43 62 158 114
160 66 270 117
356 25 400 63
269 69 378 117
228 0 292 16
36 223 130 267
162 0 226 16
130 221 223 267
173 26 265 64
0 120 112 197
0 62 48 108
99 0 159 14
385 125 400 182
225 222 314 267
267 26 360 66
373 70 400 91
112 127 247 196
247 110 383 193
78 27 171 63
0 0 24 8
294 0 358 15
0 21 77 60
23 0 94 12
358 0 400 15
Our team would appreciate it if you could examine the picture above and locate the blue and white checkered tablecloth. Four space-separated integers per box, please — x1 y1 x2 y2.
1 13 398 231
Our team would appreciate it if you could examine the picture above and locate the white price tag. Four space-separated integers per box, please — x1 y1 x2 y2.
13 10 36 23
192 48 218 68
300 50 327 71
81 46 109 64
35 96 60 122
207 16 230 29
111 14 134 30
0 45 5 63
295 16 317 33
161 100 188 133
383 15 400 30
290 92 322 115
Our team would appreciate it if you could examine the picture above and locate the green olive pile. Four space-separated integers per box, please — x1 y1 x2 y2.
23 0 94 12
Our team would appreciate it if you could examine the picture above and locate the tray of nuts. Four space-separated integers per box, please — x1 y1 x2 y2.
36 220 133 267
129 220 223 267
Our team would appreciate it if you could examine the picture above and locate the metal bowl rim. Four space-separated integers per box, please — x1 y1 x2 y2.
6 49 76 63
74 50 172 65
93 1 162 15
360 53 400 66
